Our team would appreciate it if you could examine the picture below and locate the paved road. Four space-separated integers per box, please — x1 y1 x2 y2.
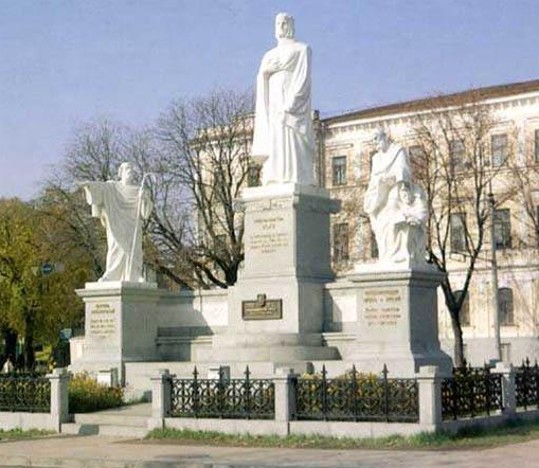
1 434 539 467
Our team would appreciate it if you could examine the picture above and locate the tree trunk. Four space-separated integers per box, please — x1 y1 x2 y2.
2 328 17 360
450 311 465 368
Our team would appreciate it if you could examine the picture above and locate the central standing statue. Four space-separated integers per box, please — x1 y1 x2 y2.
252 13 315 186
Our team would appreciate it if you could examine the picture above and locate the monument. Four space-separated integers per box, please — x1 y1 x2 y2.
202 13 340 366
69 16 452 393
350 129 452 376
72 163 160 383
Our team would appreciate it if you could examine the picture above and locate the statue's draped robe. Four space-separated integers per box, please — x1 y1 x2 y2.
84 182 152 282
378 184 428 265
252 40 315 185
364 144 417 264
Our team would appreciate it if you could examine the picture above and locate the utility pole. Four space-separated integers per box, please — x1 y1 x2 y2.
488 185 502 362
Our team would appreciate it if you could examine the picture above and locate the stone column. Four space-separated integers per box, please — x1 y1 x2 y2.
492 361 516 416
417 365 444 430
47 368 70 432
149 369 172 430
274 368 297 423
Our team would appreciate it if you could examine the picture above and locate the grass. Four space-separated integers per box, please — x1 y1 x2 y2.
0 428 53 441
145 416 539 450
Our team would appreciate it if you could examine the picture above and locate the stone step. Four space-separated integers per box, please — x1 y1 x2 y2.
61 422 149 438
73 413 149 427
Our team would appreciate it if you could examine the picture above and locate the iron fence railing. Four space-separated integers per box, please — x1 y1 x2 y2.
515 358 539 410
0 373 51 413
441 365 503 420
295 365 419 422
170 366 275 419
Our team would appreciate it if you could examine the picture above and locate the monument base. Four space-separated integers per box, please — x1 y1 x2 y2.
203 183 341 365
70 281 160 384
348 268 452 377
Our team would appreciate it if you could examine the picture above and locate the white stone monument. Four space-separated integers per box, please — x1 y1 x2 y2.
350 129 452 376
202 14 339 366
72 163 159 383
81 162 153 283
252 12 315 186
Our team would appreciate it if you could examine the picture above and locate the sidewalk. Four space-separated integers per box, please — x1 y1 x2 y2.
1 434 539 468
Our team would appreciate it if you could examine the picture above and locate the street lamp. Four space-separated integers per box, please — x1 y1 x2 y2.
488 184 502 362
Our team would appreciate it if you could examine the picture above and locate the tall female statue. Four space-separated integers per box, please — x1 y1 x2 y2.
81 162 153 282
252 13 315 186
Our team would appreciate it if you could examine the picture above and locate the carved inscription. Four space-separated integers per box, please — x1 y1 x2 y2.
89 303 116 338
242 294 283 320
364 289 402 327
248 215 289 254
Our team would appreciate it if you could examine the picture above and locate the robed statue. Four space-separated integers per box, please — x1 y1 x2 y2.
81 162 153 282
252 13 315 186
364 129 427 267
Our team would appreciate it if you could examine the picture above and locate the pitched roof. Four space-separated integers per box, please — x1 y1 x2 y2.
322 79 539 125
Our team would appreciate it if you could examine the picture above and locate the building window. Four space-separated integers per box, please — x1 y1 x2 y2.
498 287 514 325
491 134 508 167
494 209 511 249
370 229 378 259
247 163 261 187
455 290 470 326
535 130 539 163
449 139 465 173
333 222 349 263
501 343 511 362
408 145 426 176
450 213 467 252
332 156 347 186
214 234 227 256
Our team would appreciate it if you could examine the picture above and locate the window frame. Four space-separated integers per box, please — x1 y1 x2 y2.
491 133 508 167
494 208 512 250
333 222 349 263
331 155 347 187
498 287 514 326
450 212 467 253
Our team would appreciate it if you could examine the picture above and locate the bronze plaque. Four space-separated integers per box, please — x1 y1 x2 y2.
242 294 283 320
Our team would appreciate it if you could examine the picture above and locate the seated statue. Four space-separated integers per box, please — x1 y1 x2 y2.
81 162 153 282
364 129 427 268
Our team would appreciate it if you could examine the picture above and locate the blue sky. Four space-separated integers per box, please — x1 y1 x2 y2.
1 0 538 199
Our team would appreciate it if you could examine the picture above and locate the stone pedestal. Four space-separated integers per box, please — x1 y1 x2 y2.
204 183 340 364
70 281 160 384
348 268 452 377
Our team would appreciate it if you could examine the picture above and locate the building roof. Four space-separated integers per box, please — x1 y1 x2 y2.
322 79 539 125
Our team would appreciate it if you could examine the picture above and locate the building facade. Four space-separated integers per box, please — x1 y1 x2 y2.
320 79 539 365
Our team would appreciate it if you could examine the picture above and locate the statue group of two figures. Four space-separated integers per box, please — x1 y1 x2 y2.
82 13 427 284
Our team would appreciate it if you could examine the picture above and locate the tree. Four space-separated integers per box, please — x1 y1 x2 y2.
411 93 515 366
0 198 88 369
154 89 254 288
50 90 254 289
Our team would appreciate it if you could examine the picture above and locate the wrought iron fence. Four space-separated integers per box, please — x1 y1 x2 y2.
441 364 503 420
515 358 539 410
170 366 275 419
295 365 419 422
0 373 51 413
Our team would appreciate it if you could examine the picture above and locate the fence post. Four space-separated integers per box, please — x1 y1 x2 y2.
47 368 70 432
274 367 297 424
149 368 172 430
492 361 515 416
417 365 442 430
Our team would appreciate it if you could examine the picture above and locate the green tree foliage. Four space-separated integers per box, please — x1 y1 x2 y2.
0 198 90 369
